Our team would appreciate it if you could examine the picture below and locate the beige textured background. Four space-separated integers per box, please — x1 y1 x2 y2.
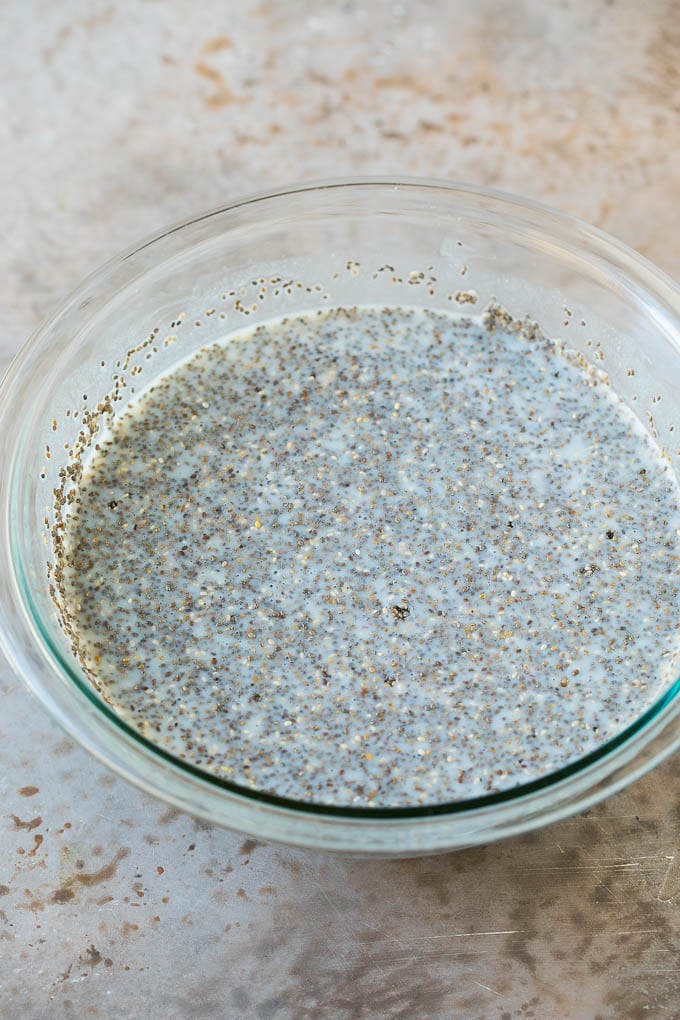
1 2 680 1017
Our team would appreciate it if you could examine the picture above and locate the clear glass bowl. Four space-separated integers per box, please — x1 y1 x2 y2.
2 177 680 856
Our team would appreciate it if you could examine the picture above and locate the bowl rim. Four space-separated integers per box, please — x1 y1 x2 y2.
3 174 680 846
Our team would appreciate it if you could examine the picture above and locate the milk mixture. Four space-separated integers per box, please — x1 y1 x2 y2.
56 306 680 805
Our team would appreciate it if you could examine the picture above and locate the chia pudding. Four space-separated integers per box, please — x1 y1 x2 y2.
55 305 680 806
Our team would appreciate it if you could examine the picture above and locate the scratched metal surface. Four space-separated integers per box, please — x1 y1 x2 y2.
1 2 680 1017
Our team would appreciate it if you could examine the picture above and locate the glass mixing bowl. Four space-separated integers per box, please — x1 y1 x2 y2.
2 178 680 855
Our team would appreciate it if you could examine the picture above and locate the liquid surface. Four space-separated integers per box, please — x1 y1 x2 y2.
58 306 680 806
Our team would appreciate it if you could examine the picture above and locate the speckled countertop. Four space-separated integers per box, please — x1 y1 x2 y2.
2 2 680 1018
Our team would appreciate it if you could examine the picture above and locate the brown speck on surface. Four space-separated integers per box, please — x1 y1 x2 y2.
9 815 42 832
52 740 74 759
18 786 39 797
50 847 129 905
75 848 129 886
201 34 233 52
50 887 75 905
278 856 304 879
27 834 43 857
158 808 179 826
239 838 261 858
0 885 9 896
195 60 240 108
80 944 103 967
